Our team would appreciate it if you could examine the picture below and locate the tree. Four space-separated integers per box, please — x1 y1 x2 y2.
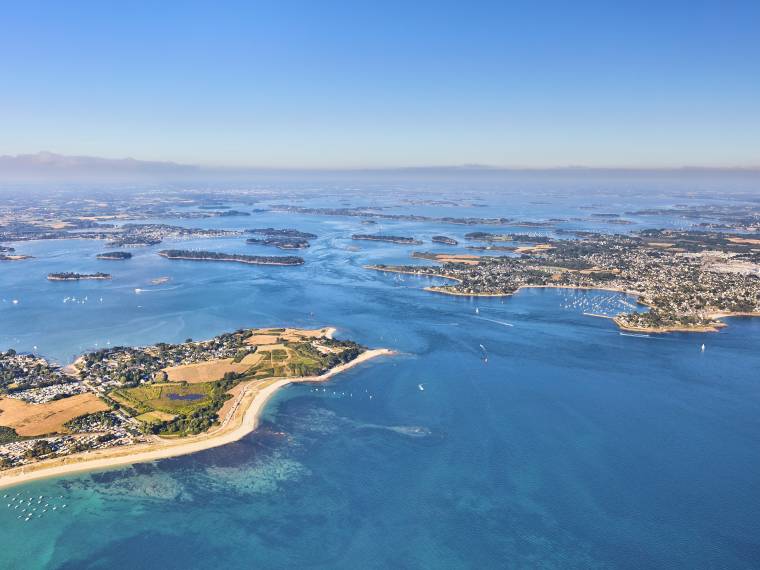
25 440 54 459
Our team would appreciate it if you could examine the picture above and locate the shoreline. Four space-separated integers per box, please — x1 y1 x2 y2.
366 265 462 283
0 348 392 490
158 252 303 266
367 265 758 333
612 316 726 334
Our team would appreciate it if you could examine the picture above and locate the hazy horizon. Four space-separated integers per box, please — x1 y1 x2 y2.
2 151 760 187
2 2 759 171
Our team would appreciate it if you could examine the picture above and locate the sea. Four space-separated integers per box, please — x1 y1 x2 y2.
0 178 759 568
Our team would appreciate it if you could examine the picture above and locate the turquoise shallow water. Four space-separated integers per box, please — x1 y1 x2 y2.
0 190 759 568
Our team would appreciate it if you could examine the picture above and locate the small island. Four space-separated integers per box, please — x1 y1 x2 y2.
432 235 458 245
96 251 133 260
48 272 112 281
351 234 423 245
246 237 311 249
0 246 32 261
465 232 553 243
245 228 316 249
214 210 251 217
158 249 304 265
246 228 317 239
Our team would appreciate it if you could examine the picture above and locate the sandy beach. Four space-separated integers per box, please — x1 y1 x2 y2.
0 348 392 490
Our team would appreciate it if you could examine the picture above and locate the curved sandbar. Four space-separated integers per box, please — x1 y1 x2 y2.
0 348 392 489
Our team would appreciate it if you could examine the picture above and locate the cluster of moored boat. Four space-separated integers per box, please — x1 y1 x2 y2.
3 492 67 522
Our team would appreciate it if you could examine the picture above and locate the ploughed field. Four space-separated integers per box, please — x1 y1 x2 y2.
0 393 108 437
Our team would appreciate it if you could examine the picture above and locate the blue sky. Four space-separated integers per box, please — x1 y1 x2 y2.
1 1 759 168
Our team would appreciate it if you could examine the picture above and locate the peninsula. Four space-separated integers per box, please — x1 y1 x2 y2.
0 327 390 487
367 229 760 333
158 249 304 265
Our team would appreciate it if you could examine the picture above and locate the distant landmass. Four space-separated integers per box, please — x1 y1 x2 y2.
2 151 758 183
0 151 198 181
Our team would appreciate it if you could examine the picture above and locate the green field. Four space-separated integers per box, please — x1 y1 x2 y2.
247 345 324 378
135 410 177 424
105 334 361 436
112 382 215 416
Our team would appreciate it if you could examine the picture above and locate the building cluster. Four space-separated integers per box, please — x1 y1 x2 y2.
0 188 269 244
105 223 242 247
0 352 72 393
79 332 257 389
0 330 264 470
6 382 89 404
374 231 760 330
0 424 142 470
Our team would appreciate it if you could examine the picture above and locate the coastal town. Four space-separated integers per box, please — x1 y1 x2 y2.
0 327 379 476
369 229 760 332
0 350 145 469
2 4 760 564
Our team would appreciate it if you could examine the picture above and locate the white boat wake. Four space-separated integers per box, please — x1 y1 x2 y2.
473 316 514 327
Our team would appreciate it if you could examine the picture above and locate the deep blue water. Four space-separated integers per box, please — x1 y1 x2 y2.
0 188 759 568
165 393 204 401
